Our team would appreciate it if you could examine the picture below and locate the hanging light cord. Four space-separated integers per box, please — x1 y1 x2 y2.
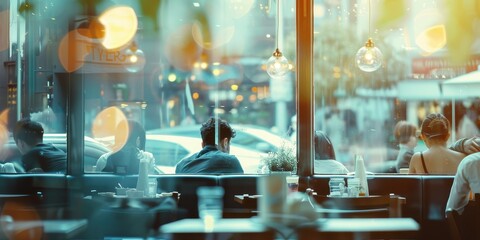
368 0 371 37
275 0 280 50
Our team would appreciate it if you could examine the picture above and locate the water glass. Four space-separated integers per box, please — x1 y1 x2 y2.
197 186 224 226
347 178 360 197
286 175 299 193
329 178 345 197
147 178 158 197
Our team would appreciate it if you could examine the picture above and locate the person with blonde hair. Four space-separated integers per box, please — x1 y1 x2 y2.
409 113 466 174
394 121 418 172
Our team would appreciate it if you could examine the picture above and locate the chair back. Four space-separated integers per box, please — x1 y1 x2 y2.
446 193 480 240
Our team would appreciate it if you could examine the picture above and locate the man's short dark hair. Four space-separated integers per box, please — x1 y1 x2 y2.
200 118 236 146
13 118 44 146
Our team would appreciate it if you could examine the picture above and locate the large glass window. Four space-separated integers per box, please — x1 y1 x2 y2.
0 0 298 174
2 0 477 176
312 0 480 175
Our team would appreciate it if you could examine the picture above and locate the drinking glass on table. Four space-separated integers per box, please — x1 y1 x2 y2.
286 175 299 193
197 186 224 228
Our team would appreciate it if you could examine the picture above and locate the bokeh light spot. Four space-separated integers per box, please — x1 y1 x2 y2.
91 107 128 151
58 30 90 72
415 24 447 54
99 6 138 50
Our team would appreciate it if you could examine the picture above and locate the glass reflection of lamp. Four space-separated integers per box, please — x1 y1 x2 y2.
266 0 289 78
355 0 383 72
125 42 146 73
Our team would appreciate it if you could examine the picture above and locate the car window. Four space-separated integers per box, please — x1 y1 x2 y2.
145 140 189 167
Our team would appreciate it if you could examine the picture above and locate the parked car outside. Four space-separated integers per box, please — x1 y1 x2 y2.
1 133 110 173
147 124 290 153
145 134 266 174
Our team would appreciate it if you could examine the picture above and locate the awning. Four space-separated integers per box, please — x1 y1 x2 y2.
396 79 443 100
441 70 480 99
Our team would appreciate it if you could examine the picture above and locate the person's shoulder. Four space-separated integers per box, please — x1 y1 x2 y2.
460 152 480 165
411 152 421 160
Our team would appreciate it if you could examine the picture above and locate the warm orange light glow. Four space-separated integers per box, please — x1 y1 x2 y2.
192 92 200 100
235 95 244 101
58 29 90 72
0 109 8 148
192 21 235 50
91 107 128 151
415 24 447 54
414 8 446 54
99 6 138 50
0 11 9 52
0 109 9 126
0 124 7 150
227 0 254 19
164 24 202 71
251 87 258 93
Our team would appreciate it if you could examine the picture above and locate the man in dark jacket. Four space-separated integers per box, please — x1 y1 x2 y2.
13 118 66 173
175 117 244 174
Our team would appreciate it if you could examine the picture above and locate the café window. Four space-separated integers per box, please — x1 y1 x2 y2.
3 0 478 175
67 0 297 174
312 0 480 175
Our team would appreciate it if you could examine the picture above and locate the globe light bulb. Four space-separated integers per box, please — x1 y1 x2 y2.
355 38 383 72
125 48 146 73
266 48 290 78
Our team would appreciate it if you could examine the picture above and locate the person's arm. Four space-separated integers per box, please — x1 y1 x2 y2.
95 153 109 172
446 160 471 215
450 137 480 155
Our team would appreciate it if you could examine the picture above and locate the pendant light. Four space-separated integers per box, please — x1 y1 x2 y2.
355 0 383 72
266 0 289 78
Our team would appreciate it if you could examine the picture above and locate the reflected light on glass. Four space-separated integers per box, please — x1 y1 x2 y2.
91 107 128 151
99 6 138 50
0 109 8 148
125 48 146 73
212 68 221 76
192 92 200 100
249 94 257 103
415 24 446 54
203 215 215 232
168 73 177 82
192 21 235 49
355 38 383 72
200 62 208 69
58 30 90 72
266 49 290 78
0 109 9 126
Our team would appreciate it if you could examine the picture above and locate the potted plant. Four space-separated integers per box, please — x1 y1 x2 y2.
260 142 297 173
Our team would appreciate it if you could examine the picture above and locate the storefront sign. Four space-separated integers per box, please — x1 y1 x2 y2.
412 55 480 77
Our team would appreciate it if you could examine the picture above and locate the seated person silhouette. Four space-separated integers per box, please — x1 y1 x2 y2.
96 120 154 174
409 113 465 174
175 117 243 174
13 118 66 173
314 130 349 174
